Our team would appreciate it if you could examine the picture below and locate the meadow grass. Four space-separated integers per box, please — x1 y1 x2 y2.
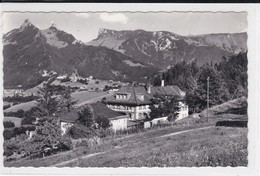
70 127 247 167
3 100 38 113
4 119 247 167
3 116 22 127
71 91 111 105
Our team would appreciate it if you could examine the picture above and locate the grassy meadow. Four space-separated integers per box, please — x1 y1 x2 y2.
71 91 112 106
3 100 38 113
4 117 247 167
3 116 22 127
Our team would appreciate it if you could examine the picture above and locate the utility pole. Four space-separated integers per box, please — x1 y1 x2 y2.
207 77 209 122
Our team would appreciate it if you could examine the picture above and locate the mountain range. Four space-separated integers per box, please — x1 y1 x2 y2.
88 28 247 68
3 19 247 88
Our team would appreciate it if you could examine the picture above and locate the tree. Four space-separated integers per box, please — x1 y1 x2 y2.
77 106 94 127
36 79 77 121
67 124 98 139
3 121 15 129
36 83 59 117
193 65 226 111
149 94 180 121
96 115 110 129
26 118 72 156
17 109 25 118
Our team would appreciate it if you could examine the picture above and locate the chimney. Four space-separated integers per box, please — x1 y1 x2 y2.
161 80 165 87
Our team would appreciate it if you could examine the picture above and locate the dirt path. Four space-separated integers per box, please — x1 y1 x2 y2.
52 152 106 167
156 126 214 139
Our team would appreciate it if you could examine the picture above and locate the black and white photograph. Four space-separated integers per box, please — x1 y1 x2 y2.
0 4 259 173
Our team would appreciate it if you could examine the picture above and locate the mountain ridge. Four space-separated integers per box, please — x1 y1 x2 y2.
87 28 247 68
3 20 247 88
3 20 158 89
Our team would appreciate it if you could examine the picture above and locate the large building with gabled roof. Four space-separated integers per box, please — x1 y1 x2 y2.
105 86 153 121
105 80 188 122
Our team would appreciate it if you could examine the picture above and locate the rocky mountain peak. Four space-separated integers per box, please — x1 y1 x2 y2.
98 28 115 37
49 22 59 31
20 19 35 30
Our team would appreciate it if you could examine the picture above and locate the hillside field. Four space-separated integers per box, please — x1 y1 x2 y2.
3 116 22 127
71 91 113 106
5 116 247 167
3 100 38 113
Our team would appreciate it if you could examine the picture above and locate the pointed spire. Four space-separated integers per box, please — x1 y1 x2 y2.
49 22 59 31
20 19 33 30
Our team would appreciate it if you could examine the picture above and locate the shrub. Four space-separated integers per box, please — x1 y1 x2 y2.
4 110 25 118
3 104 11 110
4 134 29 156
3 125 36 140
3 129 14 140
67 124 98 139
96 115 110 129
60 76 70 83
77 106 94 127
72 136 101 149
3 121 15 129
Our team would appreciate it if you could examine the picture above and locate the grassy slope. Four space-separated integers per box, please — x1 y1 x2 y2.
3 116 22 127
71 91 112 106
5 119 247 167
4 90 112 113
65 127 247 167
3 100 38 113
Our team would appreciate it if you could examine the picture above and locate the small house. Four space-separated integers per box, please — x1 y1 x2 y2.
59 102 128 134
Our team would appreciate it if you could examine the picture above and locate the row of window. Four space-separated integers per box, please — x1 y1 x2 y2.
108 104 134 110
116 94 128 100
138 105 149 110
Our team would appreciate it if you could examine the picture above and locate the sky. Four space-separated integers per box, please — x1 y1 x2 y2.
2 12 247 43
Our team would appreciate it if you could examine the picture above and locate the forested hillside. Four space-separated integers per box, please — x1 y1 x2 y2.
153 52 248 113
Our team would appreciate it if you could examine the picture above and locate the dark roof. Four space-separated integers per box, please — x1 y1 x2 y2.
60 102 125 123
150 86 186 98
106 86 153 105
91 102 125 119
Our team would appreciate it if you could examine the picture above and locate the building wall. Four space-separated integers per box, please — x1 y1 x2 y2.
61 121 73 135
110 118 128 131
176 101 189 120
106 104 150 120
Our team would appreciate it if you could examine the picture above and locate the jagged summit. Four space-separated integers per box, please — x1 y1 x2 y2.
20 19 34 30
49 22 59 31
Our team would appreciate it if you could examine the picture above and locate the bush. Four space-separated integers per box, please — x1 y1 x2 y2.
3 104 11 110
72 136 101 149
216 120 247 128
77 78 88 85
4 134 29 157
3 121 15 129
96 115 110 129
4 109 25 118
77 106 94 127
3 125 36 140
60 76 70 83
67 124 98 139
